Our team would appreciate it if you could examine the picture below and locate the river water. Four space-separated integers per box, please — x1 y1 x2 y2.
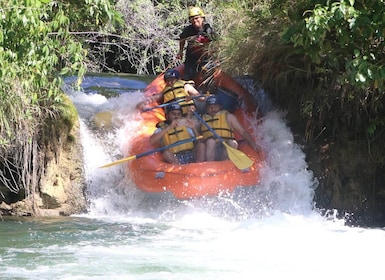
1 74 384 279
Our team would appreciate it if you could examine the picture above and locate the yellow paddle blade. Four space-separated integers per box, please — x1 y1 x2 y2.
223 142 254 170
99 155 136 168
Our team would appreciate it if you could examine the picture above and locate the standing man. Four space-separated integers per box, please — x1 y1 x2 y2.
177 7 216 80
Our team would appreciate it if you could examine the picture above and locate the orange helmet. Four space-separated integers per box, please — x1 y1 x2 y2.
188 7 205 19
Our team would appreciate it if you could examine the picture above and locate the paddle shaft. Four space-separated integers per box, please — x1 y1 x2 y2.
142 95 204 112
193 111 254 170
99 135 202 168
193 111 225 143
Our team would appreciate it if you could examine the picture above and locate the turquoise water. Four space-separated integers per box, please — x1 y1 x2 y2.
2 213 385 279
1 74 384 279
1 216 188 279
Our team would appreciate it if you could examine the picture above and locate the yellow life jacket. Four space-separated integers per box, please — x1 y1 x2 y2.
162 80 195 115
162 125 194 154
201 110 234 140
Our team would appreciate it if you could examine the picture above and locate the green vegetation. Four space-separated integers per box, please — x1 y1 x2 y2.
0 0 117 199
284 0 385 144
217 0 385 148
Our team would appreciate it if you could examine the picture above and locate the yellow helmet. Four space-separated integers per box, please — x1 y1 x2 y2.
188 7 205 19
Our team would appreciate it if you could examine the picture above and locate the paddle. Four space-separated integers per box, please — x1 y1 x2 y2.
142 95 205 112
193 111 254 170
99 135 203 168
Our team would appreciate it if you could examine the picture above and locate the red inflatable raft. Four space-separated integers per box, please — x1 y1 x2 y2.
128 65 264 199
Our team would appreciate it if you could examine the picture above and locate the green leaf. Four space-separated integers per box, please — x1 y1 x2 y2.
356 73 366 82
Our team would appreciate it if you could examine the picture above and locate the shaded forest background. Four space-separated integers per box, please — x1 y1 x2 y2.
1 0 384 226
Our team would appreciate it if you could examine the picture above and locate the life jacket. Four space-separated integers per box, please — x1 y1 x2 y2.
162 125 194 154
201 110 234 140
162 80 195 115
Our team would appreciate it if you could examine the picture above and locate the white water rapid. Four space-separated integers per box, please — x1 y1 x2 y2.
32 73 383 280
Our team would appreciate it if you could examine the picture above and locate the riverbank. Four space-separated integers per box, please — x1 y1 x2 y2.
0 96 87 217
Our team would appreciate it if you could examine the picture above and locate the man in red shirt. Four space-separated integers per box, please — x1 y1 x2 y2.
177 7 216 80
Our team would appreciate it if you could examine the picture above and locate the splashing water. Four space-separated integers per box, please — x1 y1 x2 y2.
1 74 384 280
64 74 317 219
